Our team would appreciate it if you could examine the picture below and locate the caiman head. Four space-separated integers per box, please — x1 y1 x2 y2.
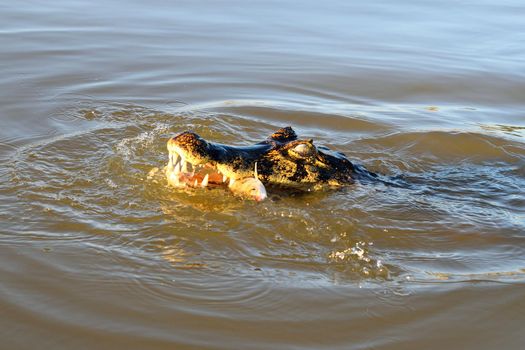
165 126 355 201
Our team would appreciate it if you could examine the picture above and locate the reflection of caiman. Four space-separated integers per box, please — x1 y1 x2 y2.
165 126 377 201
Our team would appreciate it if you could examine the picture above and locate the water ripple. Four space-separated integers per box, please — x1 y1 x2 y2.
1 101 523 286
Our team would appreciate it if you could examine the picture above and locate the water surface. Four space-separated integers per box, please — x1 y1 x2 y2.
1 1 524 349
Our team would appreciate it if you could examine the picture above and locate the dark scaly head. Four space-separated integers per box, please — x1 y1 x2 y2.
165 127 355 199
256 136 355 189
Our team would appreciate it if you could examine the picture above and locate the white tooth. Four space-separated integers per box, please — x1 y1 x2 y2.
229 178 235 186
201 174 209 187
174 153 181 165
170 172 179 185
168 154 174 171
175 161 181 174
170 152 178 164
223 175 227 183
194 179 198 187
182 161 188 173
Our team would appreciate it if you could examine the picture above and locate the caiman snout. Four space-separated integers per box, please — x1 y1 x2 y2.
167 131 211 165
166 131 267 201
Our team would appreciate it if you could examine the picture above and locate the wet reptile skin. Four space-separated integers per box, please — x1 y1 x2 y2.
167 127 362 190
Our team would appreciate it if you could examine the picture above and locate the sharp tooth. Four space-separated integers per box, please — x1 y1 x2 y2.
182 161 188 173
201 174 209 187
172 152 180 164
229 178 235 186
170 172 179 185
222 174 227 183
194 179 198 187
168 154 174 171
170 151 181 172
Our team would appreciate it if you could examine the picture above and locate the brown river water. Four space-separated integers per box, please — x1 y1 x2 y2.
1 1 524 349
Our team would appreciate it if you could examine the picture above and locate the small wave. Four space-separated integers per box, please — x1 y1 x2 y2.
1 101 524 285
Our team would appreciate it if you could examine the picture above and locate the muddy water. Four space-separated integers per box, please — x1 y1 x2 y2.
1 1 524 349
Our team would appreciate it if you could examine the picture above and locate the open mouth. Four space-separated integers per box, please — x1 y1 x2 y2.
166 147 234 188
166 145 267 201
164 131 269 201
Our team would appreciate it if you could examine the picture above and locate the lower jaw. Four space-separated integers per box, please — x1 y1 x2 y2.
165 161 232 189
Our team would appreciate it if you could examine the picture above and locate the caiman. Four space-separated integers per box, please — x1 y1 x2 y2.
165 126 375 201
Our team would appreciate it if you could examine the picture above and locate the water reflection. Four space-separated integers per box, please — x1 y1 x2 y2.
2 1 525 348
3 101 524 284
480 124 525 138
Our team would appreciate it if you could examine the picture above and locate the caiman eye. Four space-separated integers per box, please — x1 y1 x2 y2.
293 143 314 157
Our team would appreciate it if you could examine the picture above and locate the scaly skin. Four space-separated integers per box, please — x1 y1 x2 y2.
165 126 358 200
